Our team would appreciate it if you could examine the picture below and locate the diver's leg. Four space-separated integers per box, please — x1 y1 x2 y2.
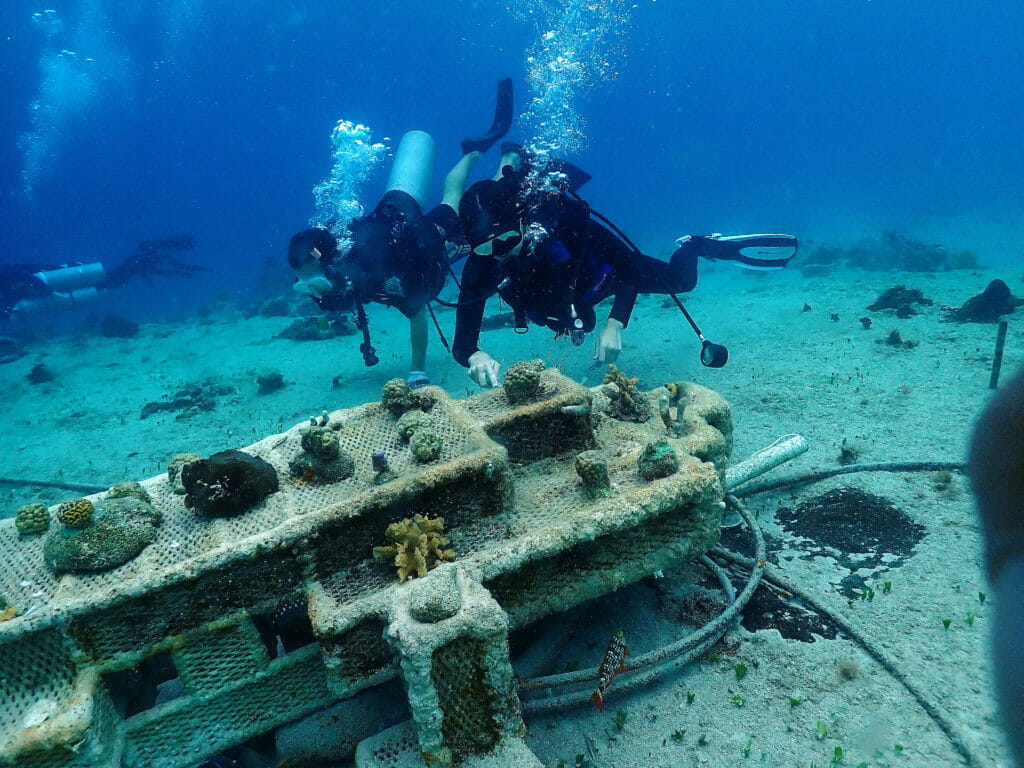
409 308 429 373
494 146 523 180
442 152 483 212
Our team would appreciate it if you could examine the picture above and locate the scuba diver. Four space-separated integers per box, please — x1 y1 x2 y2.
288 78 514 389
452 145 799 387
0 236 206 321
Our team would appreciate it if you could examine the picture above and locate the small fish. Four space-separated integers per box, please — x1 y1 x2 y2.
591 630 629 712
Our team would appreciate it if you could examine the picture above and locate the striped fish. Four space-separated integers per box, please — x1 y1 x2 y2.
591 631 629 712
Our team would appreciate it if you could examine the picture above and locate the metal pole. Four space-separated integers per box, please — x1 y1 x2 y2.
990 320 1009 389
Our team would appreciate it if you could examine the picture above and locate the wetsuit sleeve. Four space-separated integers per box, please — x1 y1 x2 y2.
581 218 699 326
452 254 503 367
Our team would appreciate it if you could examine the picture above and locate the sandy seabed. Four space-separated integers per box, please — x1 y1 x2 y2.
1 262 1021 767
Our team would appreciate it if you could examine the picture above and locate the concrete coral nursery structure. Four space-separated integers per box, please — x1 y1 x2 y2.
0 364 733 768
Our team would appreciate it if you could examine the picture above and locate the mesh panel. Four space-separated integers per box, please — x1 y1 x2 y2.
0 630 76 745
322 617 396 686
173 618 267 695
431 638 500 760
124 645 332 768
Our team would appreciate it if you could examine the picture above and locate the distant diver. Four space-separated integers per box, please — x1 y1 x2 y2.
288 78 514 389
452 143 798 387
0 236 206 321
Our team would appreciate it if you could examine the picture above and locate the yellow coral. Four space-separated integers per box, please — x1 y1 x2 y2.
373 514 455 582
57 498 94 529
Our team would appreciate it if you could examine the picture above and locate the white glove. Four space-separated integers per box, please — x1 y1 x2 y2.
468 350 502 388
594 318 623 364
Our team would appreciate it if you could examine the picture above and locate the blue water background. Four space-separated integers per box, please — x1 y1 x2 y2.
1 0 1021 321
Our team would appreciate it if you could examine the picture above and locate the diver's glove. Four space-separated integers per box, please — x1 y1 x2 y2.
461 78 514 155
468 350 502 388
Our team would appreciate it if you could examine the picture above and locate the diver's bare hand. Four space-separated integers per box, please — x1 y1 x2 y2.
594 318 623 365
468 351 501 388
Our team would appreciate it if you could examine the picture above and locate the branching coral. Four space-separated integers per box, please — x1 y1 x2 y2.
373 514 455 582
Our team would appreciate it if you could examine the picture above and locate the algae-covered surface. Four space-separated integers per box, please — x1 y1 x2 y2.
0 264 1018 766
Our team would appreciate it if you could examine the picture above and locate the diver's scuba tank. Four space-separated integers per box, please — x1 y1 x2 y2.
14 287 102 315
34 262 106 292
385 130 436 209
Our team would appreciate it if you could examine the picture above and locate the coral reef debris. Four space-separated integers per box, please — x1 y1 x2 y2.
638 439 680 480
289 427 355 484
44 497 163 575
603 365 652 423
372 515 455 582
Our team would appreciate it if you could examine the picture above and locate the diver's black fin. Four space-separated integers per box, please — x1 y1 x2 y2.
694 234 798 270
461 77 514 155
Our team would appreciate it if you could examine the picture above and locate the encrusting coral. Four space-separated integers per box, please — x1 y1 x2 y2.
15 503 50 535
373 514 455 582
57 498 94 529
603 365 652 423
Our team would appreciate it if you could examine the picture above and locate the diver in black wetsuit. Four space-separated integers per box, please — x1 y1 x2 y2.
288 79 513 388
0 236 205 321
452 145 797 387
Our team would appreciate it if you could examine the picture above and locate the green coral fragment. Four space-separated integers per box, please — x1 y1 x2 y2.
396 409 432 443
15 503 50 536
372 514 455 582
410 429 443 463
381 377 418 416
638 439 680 480
107 481 151 503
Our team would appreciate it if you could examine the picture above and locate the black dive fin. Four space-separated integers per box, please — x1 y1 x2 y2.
694 234 798 270
461 77 514 155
